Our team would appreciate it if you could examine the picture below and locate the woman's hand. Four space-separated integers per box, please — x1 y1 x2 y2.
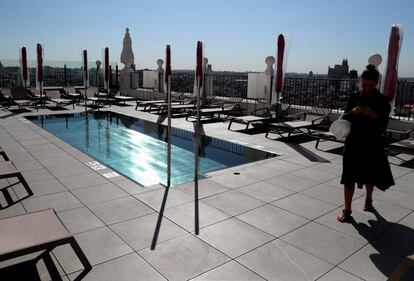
352 106 364 115
362 107 378 118
352 106 378 118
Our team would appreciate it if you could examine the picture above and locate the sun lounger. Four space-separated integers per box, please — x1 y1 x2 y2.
0 161 33 209
61 89 82 104
135 99 167 111
227 103 306 131
9 88 38 111
146 101 184 112
228 115 274 130
186 102 242 121
0 209 91 278
265 120 314 139
314 115 412 150
111 91 139 105
386 118 414 140
43 90 75 109
80 92 106 108
141 94 189 109
388 137 414 155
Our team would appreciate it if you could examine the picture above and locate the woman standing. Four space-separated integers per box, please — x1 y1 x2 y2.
337 64 395 223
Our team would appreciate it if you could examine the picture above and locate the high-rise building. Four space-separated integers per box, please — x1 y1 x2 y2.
328 59 351 78
349 69 358 79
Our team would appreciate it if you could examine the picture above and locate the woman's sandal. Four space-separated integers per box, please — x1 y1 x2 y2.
337 209 353 223
364 199 375 212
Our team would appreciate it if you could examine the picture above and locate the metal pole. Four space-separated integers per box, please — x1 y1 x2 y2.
269 75 273 107
84 83 88 119
109 65 112 88
64 64 67 87
194 76 201 235
115 64 119 87
150 77 172 250
40 83 43 109
167 76 172 187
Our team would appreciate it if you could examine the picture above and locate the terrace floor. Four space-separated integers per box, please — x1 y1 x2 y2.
0 100 414 281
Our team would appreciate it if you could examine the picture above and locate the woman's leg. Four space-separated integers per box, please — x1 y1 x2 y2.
365 183 374 201
344 184 355 211
337 184 355 222
364 183 375 211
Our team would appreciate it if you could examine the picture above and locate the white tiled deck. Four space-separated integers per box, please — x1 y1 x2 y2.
0 101 413 281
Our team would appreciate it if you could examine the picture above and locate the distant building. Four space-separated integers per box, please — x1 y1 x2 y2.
349 69 358 79
328 59 350 78
309 71 313 77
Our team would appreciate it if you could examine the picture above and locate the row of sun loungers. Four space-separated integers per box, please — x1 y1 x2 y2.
134 95 244 121
227 104 413 154
2 87 143 111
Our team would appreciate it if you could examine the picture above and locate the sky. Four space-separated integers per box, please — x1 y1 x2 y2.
0 0 413 76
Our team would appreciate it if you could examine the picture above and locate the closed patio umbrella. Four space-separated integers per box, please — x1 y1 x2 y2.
103 47 110 92
36 43 44 107
381 24 403 110
165 45 172 188
194 40 203 235
19 47 29 88
272 34 285 106
151 44 174 250
82 50 88 117
82 50 89 87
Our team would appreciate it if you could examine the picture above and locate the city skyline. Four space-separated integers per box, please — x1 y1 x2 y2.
0 0 413 76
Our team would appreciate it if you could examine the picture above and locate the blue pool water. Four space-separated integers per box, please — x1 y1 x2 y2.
26 112 277 186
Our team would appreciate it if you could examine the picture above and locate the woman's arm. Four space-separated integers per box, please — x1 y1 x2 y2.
379 100 391 133
341 94 357 121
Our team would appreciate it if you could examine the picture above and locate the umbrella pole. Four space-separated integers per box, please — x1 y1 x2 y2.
40 83 43 109
84 85 88 119
151 77 172 251
269 75 273 107
167 76 172 188
194 76 201 235
97 88 100 117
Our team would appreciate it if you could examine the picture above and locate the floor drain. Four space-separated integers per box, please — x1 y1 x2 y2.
233 172 240 175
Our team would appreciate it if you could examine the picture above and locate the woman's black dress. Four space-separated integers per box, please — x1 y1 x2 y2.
341 89 395 191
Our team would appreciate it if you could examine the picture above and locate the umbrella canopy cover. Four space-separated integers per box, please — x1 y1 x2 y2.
271 34 286 105
19 46 29 87
82 50 89 87
381 24 403 105
193 41 203 97
164 45 171 91
275 35 285 93
36 43 43 90
103 47 110 90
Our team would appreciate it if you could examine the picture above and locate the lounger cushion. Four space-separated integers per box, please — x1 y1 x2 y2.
0 161 18 176
0 209 71 257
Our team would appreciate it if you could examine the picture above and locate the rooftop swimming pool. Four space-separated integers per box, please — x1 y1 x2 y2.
26 112 277 186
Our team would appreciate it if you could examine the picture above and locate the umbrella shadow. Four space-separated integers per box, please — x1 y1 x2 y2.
283 142 330 163
350 209 414 279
